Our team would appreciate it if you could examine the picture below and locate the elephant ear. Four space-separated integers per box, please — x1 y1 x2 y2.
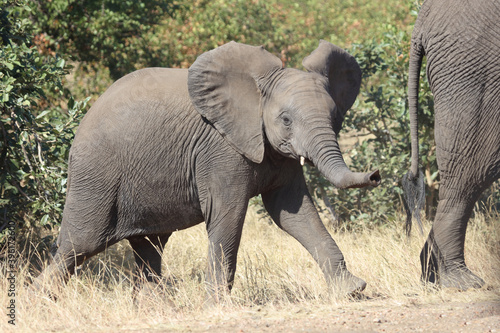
188 41 283 163
302 40 361 126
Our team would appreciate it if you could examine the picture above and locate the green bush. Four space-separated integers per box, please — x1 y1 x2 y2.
28 0 175 80
0 0 87 243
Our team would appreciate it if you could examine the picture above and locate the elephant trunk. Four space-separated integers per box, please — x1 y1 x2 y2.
306 129 381 189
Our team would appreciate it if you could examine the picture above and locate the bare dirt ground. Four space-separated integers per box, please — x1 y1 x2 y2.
142 299 499 333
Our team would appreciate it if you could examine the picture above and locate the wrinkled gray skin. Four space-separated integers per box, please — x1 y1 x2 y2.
406 0 500 290
37 41 381 300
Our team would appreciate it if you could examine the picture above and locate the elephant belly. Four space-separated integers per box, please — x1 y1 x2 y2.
115 170 205 237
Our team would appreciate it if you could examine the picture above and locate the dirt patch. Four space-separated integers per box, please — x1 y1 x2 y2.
145 299 499 333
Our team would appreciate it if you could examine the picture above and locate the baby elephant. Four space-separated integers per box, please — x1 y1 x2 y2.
36 41 380 300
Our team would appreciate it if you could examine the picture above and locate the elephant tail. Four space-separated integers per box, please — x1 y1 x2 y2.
403 27 425 236
402 170 425 236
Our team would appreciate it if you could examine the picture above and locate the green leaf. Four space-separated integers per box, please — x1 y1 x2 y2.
36 110 51 119
67 97 75 110
40 214 49 225
56 58 65 68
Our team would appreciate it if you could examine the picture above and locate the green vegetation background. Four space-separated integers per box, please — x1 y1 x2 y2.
1 0 498 249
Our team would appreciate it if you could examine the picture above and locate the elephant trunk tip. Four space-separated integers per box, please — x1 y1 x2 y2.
367 169 381 187
336 169 381 189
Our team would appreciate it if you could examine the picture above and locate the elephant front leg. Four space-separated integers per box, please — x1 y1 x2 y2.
202 195 248 304
262 172 366 296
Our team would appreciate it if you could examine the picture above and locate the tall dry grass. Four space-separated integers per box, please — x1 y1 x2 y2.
1 207 499 331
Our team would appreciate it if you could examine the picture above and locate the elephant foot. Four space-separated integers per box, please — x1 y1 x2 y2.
28 278 56 301
30 266 71 301
438 266 485 290
328 270 367 297
203 282 233 307
420 244 484 290
30 279 65 302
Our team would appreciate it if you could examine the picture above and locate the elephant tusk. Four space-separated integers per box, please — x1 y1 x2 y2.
300 156 305 166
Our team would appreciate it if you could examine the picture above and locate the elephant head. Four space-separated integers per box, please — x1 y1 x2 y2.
188 41 380 189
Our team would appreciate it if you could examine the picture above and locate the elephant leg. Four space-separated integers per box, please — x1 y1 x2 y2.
262 170 366 296
36 240 106 287
202 194 248 303
128 234 171 289
421 198 485 290
33 169 121 297
33 217 114 297
420 166 493 289
421 106 500 289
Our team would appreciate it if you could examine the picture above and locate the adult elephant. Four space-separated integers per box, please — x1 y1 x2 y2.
36 41 381 300
404 0 500 290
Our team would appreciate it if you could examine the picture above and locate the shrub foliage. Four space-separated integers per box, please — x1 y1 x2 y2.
0 0 87 240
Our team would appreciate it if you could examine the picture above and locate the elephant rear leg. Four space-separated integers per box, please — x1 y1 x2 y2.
33 229 111 297
420 205 485 290
34 180 121 296
421 179 490 290
128 234 171 293
423 87 500 289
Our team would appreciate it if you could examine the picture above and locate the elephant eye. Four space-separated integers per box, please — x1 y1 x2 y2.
280 113 292 127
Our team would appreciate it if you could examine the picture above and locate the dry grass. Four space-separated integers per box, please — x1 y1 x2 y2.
1 207 499 332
